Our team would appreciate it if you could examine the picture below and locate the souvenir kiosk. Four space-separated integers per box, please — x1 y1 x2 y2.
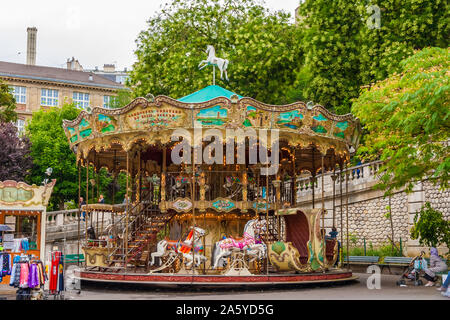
0 180 55 291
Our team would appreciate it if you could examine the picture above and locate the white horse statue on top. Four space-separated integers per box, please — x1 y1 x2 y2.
211 219 267 269
198 45 229 81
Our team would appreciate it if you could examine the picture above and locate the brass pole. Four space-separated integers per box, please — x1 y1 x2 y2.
77 162 81 266
125 151 129 271
332 152 336 228
345 161 349 270
191 145 196 275
322 155 327 272
265 162 269 275
85 160 89 242
311 146 315 209
321 154 326 270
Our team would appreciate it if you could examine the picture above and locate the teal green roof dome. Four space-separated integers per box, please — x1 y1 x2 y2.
178 85 242 103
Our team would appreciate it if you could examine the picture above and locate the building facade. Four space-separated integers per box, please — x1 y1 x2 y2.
0 61 124 134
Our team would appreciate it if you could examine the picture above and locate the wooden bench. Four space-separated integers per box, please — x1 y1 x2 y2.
379 256 412 274
346 256 380 265
63 254 85 264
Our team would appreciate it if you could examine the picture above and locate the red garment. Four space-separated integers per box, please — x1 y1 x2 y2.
49 252 61 291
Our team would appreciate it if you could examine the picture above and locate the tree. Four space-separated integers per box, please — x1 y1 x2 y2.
297 0 362 114
26 103 81 210
128 0 302 104
26 102 126 209
352 47 450 194
109 89 133 109
0 122 32 181
358 0 449 88
296 0 449 114
0 80 17 123
411 202 450 250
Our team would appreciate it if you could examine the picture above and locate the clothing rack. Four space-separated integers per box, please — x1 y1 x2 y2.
8 252 47 300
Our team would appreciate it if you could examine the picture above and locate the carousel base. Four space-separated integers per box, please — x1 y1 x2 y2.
78 268 357 288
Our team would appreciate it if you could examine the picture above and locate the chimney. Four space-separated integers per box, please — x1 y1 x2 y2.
103 64 115 72
66 57 83 71
26 27 37 65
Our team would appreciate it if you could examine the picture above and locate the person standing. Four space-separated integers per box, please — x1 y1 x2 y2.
98 194 105 204
79 197 87 221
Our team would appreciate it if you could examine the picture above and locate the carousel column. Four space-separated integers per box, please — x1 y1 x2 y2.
111 150 117 236
292 148 296 206
265 162 269 275
242 172 248 210
77 161 81 266
331 156 337 228
191 144 196 275
125 150 130 271
138 150 142 204
273 177 281 241
321 154 327 270
339 161 344 268
345 162 350 270
160 146 167 212
311 146 316 209
85 160 89 243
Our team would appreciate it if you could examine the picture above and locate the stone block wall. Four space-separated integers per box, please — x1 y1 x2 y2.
334 192 409 248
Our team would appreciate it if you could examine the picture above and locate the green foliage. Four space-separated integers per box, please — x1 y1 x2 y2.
298 0 362 113
25 103 126 210
345 242 403 258
109 89 133 109
352 47 450 193
26 103 80 210
411 202 450 248
358 0 448 86
128 0 302 104
297 0 449 113
0 80 17 123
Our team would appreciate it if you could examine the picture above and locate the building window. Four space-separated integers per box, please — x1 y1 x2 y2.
103 95 117 108
11 86 26 104
16 119 25 136
41 89 59 106
73 92 90 109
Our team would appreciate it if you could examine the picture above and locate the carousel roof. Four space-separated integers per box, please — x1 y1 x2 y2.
62 85 361 172
178 85 242 103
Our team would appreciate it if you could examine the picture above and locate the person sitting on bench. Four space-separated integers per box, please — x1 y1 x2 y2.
424 247 447 287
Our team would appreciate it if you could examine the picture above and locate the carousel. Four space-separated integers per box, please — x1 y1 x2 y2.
62 48 361 286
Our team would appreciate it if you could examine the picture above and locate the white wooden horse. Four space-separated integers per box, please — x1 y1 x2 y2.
198 45 229 81
211 219 267 269
150 226 207 268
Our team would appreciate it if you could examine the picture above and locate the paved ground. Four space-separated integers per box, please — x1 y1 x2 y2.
67 273 447 300
1 273 447 300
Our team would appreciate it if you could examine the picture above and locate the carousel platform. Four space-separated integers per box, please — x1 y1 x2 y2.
77 269 357 288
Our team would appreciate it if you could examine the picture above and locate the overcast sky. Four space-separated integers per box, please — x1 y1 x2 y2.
0 0 299 71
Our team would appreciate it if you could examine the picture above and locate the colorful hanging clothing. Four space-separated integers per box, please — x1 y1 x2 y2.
12 262 22 288
58 256 64 292
1 253 12 277
49 252 61 291
21 239 29 252
28 264 39 289
19 262 29 288
37 262 46 286
13 239 22 252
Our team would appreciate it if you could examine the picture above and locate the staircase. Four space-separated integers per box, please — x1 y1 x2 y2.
106 193 176 270
125 210 176 267
262 215 282 243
